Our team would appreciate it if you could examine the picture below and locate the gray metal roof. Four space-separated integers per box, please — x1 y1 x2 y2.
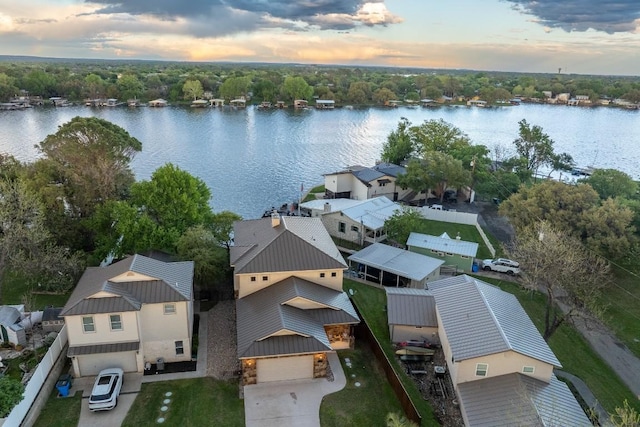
300 198 364 213
428 275 561 366
407 232 479 258
348 243 444 281
61 254 194 316
236 277 359 358
372 162 405 177
68 341 140 356
457 373 591 427
231 217 347 274
340 197 402 230
352 167 385 185
385 288 437 327
0 306 21 326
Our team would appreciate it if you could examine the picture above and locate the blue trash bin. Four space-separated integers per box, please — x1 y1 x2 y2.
56 374 72 397
472 262 479 273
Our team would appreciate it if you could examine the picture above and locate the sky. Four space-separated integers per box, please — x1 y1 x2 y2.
1 0 639 76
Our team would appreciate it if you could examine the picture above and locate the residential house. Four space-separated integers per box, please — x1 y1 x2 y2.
385 288 439 344
60 254 194 377
427 275 591 426
347 243 443 288
301 197 401 245
231 214 360 385
406 232 479 272
323 163 410 202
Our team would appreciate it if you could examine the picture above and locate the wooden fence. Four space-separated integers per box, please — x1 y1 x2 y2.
353 315 422 425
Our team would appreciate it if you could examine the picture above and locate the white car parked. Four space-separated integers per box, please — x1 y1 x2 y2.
88 368 124 411
482 258 520 275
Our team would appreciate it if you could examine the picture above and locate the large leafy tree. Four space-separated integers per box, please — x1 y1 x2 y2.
117 74 144 100
219 76 251 100
176 226 232 291
380 117 414 165
37 117 142 220
509 222 609 341
397 151 471 202
96 164 214 258
282 76 313 101
182 79 204 101
511 119 572 179
383 207 424 246
581 169 638 200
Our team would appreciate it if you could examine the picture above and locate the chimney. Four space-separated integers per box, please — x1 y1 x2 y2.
323 202 331 213
271 210 281 227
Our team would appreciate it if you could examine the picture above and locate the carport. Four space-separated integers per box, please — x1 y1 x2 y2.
347 243 444 289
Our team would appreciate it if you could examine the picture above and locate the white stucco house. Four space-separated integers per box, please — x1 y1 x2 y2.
60 254 194 377
323 163 411 202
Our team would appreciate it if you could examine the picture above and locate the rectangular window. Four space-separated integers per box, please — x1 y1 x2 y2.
522 366 535 374
250 276 256 282
109 314 122 331
82 316 95 333
475 363 488 377
331 272 337 277
164 303 176 315
338 222 346 233
351 225 359 232
320 272 326 278
175 340 184 355
460 255 469 259
262 276 268 281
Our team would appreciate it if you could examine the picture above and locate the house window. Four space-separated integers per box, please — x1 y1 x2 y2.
82 316 95 333
320 272 326 278
351 225 359 232
262 276 268 281
522 366 535 374
164 303 176 315
250 276 256 282
475 363 488 377
338 222 346 233
109 314 122 331
460 255 469 259
331 272 337 277
175 340 184 355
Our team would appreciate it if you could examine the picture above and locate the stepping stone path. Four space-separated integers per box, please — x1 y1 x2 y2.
157 391 173 424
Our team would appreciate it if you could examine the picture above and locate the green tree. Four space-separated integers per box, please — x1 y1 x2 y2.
410 119 472 157
509 222 609 341
183 79 204 101
0 376 24 417
347 81 371 104
83 73 105 99
117 74 144 100
380 118 414 165
580 198 636 259
38 117 142 219
372 88 396 104
282 76 313 101
210 210 242 250
0 73 19 101
383 207 424 246
581 169 638 200
252 79 277 102
511 119 570 177
176 225 232 289
21 69 57 98
219 76 251 100
397 151 471 202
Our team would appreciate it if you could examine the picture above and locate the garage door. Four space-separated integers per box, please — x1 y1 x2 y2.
256 355 313 383
77 351 138 377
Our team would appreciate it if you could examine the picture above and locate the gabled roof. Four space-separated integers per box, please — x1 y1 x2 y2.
457 373 591 427
323 163 405 184
407 231 479 258
0 306 21 326
60 254 194 316
372 162 405 177
385 288 437 328
348 243 444 281
340 197 402 230
230 217 347 274
236 277 359 358
300 198 365 213
428 275 560 367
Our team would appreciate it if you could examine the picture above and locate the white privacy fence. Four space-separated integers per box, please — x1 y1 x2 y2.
1 325 68 427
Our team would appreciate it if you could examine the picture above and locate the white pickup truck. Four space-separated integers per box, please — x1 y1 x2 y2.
482 258 520 275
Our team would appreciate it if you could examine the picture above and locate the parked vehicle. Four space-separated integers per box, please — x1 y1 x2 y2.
88 368 124 411
482 258 520 275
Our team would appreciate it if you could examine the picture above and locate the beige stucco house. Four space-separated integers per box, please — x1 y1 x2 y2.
231 214 360 385
60 254 194 377
323 163 410 202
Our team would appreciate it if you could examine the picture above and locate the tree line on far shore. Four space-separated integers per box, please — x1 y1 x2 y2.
1 59 640 106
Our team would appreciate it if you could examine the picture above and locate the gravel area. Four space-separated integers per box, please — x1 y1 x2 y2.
206 300 240 380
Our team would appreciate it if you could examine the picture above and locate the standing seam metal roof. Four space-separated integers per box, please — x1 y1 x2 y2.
348 243 444 281
407 232 479 258
428 275 560 366
385 288 437 327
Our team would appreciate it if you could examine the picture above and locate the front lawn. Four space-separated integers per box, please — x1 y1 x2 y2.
33 389 82 427
320 343 403 426
122 378 244 427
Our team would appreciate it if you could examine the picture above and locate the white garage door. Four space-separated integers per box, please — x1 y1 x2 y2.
257 355 314 383
78 351 138 377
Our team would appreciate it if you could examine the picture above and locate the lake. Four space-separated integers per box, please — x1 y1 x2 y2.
0 104 638 219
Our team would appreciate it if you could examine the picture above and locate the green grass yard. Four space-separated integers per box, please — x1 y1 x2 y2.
33 389 82 427
2 270 71 309
407 219 496 260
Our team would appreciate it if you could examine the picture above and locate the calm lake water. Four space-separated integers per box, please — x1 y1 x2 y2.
0 104 639 219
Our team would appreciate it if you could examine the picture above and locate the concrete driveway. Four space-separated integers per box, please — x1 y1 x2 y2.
74 372 143 427
243 352 346 427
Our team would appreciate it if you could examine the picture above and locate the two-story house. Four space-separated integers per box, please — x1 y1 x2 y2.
323 163 410 201
60 254 194 377
231 213 360 385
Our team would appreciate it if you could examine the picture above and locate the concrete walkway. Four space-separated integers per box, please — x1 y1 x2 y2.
243 352 346 427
